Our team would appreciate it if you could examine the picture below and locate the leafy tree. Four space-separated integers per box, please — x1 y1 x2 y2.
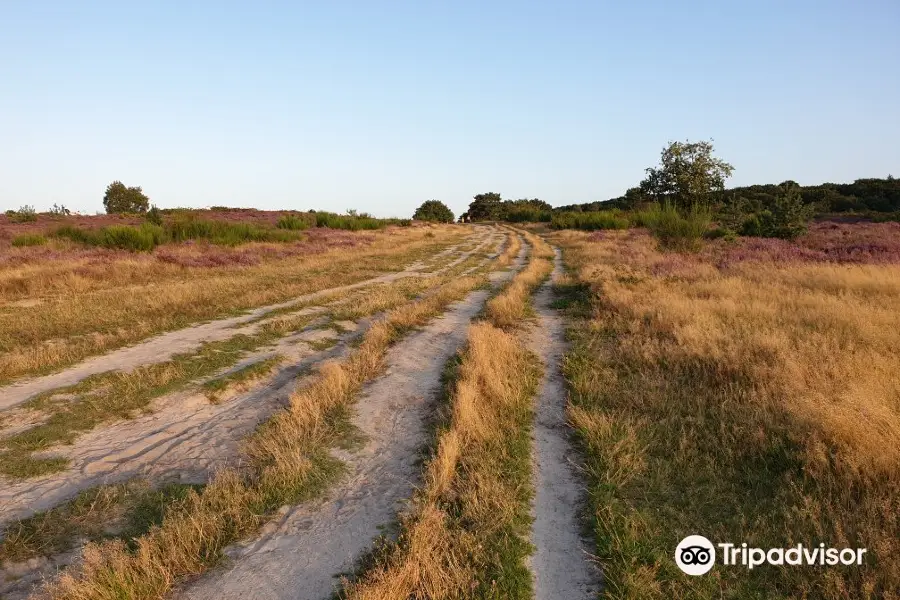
640 140 734 209
413 200 454 223
103 181 149 213
466 192 503 221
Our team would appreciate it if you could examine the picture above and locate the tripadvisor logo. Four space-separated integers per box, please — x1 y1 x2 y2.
675 535 867 575
676 535 716 575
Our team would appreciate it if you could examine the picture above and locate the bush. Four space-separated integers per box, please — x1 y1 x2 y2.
53 225 98 246
100 224 167 251
53 223 167 252
314 212 390 230
638 202 711 251
11 233 48 247
146 205 163 226
168 217 303 245
752 184 816 239
412 200 454 223
276 214 312 231
550 210 630 231
703 227 736 242
7 205 38 223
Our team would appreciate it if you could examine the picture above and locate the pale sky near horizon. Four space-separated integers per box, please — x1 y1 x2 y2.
2 1 898 218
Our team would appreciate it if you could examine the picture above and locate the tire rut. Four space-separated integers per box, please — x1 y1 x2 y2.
0 325 361 525
0 227 499 411
528 247 601 600
177 250 526 600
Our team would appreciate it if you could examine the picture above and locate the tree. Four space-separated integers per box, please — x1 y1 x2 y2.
103 181 149 213
467 192 502 221
413 200 454 223
755 181 815 239
640 140 734 209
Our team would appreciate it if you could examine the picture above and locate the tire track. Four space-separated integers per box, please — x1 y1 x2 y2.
177 247 526 600
528 247 601 600
0 227 498 411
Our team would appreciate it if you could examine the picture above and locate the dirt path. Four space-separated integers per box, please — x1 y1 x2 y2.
528 248 601 600
178 250 525 600
0 325 362 526
0 227 500 411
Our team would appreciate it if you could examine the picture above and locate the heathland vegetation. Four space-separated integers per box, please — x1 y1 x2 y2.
460 140 899 254
551 227 899 598
1 163 897 600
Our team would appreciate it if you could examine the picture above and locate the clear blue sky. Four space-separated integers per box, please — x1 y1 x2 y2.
2 1 898 217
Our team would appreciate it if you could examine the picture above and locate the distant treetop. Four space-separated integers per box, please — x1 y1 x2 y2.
103 181 150 214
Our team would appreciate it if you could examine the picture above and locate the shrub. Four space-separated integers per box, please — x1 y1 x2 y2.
11 233 48 247
7 205 38 223
103 181 150 214
412 200 454 223
99 224 166 251
276 214 312 231
52 224 167 251
168 217 303 245
638 201 711 251
314 212 389 230
550 210 630 231
752 184 816 239
53 225 98 246
146 205 163 226
703 227 736 242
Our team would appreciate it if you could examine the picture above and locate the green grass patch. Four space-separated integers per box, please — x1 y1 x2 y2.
0 480 201 563
11 233 48 247
2 317 316 479
633 201 711 251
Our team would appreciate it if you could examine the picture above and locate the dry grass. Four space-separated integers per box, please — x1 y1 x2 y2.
0 480 200 564
551 228 900 599
40 271 490 600
341 239 550 600
341 322 540 600
485 230 554 328
5 256 493 481
495 229 523 267
0 226 466 384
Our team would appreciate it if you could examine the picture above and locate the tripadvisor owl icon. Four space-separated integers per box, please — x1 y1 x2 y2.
676 535 716 575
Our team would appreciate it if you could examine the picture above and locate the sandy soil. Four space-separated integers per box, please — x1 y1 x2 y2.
0 325 360 526
0 226 512 599
176 246 525 600
0 227 501 412
527 248 601 599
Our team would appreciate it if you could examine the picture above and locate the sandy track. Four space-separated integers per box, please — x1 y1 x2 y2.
528 248 601 599
178 250 524 600
0 325 361 526
0 227 501 412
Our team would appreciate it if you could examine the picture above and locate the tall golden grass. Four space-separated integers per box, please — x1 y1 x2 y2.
552 228 900 599
0 226 465 384
40 273 489 600
342 236 550 599
485 230 554 328
342 321 540 600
